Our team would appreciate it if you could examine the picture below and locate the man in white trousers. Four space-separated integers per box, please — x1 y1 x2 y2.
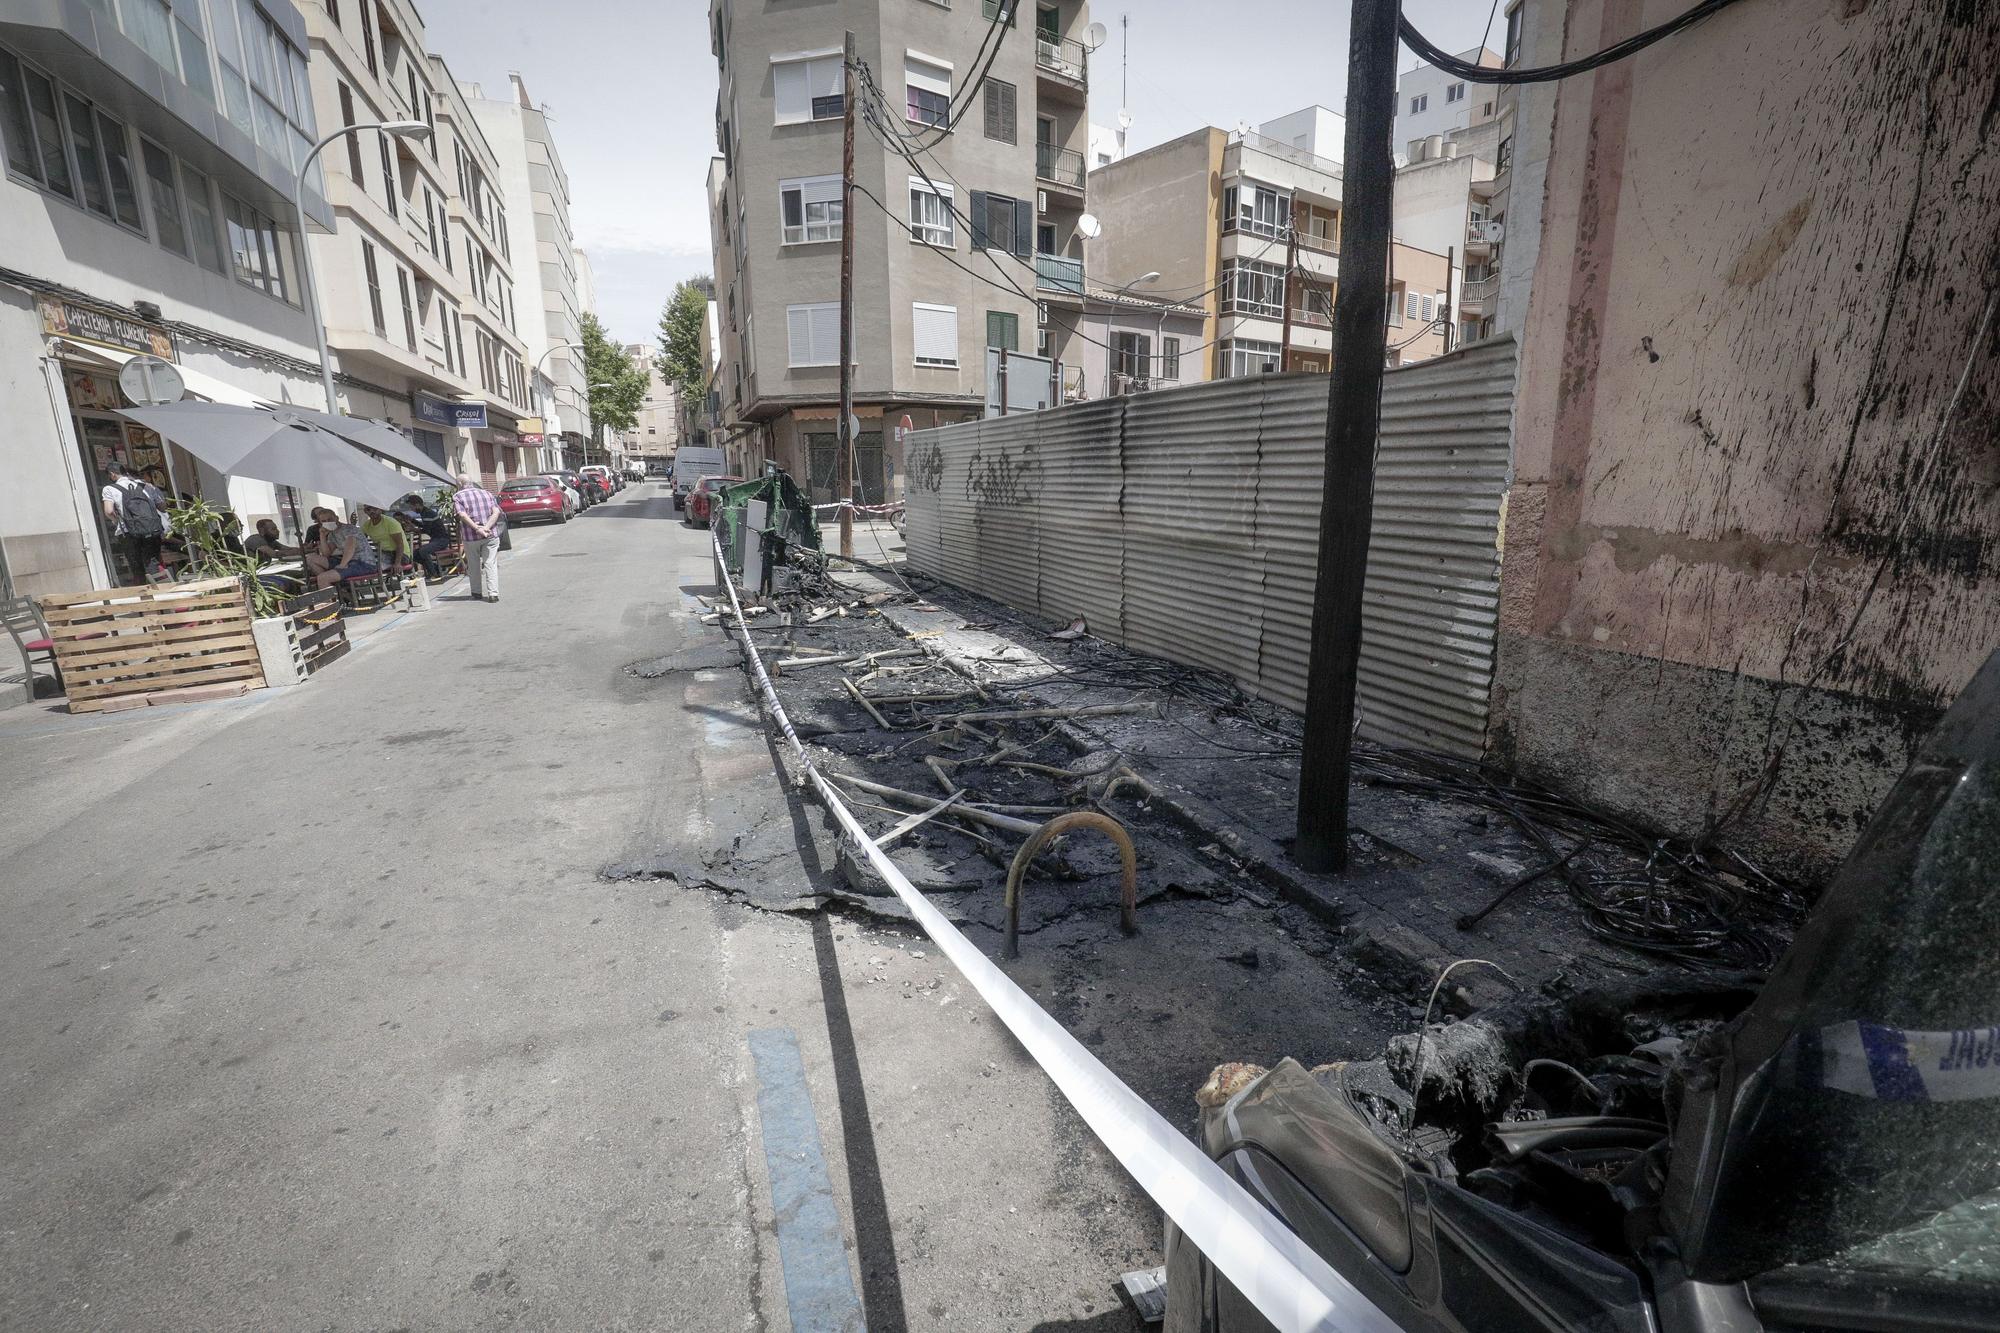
451 474 503 603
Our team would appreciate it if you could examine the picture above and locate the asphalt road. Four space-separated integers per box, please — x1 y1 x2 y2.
0 485 1155 1332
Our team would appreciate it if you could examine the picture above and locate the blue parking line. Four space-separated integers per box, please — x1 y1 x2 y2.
747 1028 866 1333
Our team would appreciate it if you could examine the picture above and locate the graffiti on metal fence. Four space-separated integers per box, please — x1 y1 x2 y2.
966 445 1038 508
910 439 946 495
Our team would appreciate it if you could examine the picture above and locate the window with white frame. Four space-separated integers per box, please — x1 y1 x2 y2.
912 302 957 367
1221 181 1290 238
1111 331 1152 383
1445 82 1464 103
1406 290 1422 322
786 301 843 367
1419 294 1435 322
908 175 954 246
1219 338 1280 379
905 54 951 127
772 51 843 125
1386 284 1406 326
1221 259 1286 318
779 174 842 244
1410 93 1428 114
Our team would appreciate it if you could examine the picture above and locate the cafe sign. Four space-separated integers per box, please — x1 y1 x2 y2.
39 296 175 360
413 391 488 430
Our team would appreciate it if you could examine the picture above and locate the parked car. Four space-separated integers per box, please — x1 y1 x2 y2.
683 475 741 528
540 474 583 512
576 473 611 505
546 469 594 510
497 476 571 525
671 446 726 508
1164 643 2000 1333
580 465 619 496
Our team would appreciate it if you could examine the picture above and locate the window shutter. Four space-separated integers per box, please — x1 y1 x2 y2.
984 80 1016 143
787 305 812 364
774 62 808 123
1014 198 1033 258
905 56 951 97
913 303 957 364
811 303 842 364
969 190 988 249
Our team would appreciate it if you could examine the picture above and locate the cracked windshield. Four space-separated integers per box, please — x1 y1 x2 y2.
1 0 1995 1329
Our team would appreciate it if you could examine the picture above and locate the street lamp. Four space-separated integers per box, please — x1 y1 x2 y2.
532 342 582 470
290 119 433 414
1102 271 1160 396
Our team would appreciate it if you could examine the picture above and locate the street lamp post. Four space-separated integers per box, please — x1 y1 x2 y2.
531 342 582 472
290 119 433 414
1101 271 1160 396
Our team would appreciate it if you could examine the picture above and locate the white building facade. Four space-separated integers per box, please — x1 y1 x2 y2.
465 73 590 473
291 0 537 490
1 0 330 598
1391 45 1501 160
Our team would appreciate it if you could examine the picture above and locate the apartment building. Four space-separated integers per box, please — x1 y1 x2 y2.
705 0 1094 504
464 74 590 473
1086 111 1451 379
292 0 535 488
612 342 679 467
1391 45 1502 158
1 0 331 600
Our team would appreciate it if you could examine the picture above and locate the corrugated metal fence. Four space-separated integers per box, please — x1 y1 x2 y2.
902 337 1515 758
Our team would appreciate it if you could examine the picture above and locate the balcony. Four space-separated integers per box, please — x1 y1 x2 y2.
1108 373 1153 397
1288 300 1331 328
1036 141 1086 190
1465 217 1504 257
1459 274 1498 316
1035 36 1088 98
1035 252 1084 294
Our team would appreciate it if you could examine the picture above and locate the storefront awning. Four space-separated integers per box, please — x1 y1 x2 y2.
52 340 266 409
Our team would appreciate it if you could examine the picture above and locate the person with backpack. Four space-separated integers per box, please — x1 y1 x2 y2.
101 462 167 583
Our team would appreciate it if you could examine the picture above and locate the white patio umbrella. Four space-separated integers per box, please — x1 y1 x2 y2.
276 408 459 487
115 402 416 508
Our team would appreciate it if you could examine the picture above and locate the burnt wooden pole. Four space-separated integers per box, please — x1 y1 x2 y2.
837 30 858 558
1295 0 1401 873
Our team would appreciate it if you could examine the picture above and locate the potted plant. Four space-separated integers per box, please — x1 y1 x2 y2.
163 497 304 686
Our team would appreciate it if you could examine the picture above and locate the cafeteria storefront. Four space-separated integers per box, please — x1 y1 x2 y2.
11 293 322 595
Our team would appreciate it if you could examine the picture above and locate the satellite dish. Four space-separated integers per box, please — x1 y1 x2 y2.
1117 109 1133 130
1083 21 1108 50
1076 213 1103 240
118 355 184 407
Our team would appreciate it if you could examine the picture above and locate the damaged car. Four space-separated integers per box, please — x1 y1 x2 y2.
1166 646 2000 1332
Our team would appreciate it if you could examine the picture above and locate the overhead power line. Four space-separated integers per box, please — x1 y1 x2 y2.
1398 0 1749 85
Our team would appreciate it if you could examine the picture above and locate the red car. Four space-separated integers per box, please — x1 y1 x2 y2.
683 475 741 528
497 476 572 525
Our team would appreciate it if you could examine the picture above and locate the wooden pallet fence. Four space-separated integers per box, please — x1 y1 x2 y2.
281 588 350 675
38 575 266 713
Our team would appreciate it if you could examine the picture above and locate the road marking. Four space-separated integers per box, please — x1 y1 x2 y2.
747 1028 866 1333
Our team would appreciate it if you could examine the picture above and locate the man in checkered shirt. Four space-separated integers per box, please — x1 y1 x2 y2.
452 474 504 603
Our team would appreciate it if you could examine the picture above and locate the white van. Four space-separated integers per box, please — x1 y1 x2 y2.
670 446 726 506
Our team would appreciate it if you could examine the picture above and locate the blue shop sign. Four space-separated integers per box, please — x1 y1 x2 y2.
414 392 487 430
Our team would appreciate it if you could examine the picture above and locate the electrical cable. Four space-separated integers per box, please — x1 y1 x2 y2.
1397 0 1749 85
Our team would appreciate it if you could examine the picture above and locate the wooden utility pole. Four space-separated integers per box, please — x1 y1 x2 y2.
837 30 857 558
1279 225 1299 372
1295 0 1401 873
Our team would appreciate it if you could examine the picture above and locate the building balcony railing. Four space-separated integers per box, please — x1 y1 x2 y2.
1295 231 1338 255
1289 303 1331 328
1036 141 1086 188
1036 36 1088 86
1035 251 1084 294
1109 372 1153 397
1459 274 1499 313
1220 297 1283 320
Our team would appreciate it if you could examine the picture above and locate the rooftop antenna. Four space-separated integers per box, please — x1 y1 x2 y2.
1120 13 1130 151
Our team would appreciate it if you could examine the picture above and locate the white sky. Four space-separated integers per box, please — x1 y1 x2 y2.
421 0 1502 346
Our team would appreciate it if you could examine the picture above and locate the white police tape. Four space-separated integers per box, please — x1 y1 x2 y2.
810 500 905 516
1778 1020 2000 1103
710 531 1401 1333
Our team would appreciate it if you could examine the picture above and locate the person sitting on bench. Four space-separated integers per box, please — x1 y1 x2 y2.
244 518 300 564
312 515 382 591
360 504 413 574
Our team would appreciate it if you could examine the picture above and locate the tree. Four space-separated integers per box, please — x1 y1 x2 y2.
656 278 710 397
580 311 646 441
